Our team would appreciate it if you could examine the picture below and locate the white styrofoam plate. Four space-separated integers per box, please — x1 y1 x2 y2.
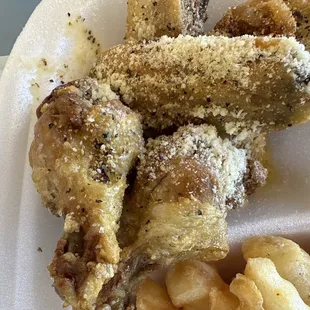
0 56 7 77
1 0 310 309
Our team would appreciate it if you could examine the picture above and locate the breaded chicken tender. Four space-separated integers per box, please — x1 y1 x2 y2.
92 35 310 136
211 0 296 37
126 0 209 42
29 79 144 310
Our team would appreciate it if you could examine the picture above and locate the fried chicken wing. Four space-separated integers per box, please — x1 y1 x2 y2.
29 79 144 309
211 0 296 37
283 0 310 50
96 124 267 309
210 0 310 52
93 35 310 135
126 0 209 42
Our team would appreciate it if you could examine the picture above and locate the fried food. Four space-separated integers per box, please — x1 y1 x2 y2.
29 79 144 310
208 287 239 310
210 0 310 51
126 0 209 42
165 261 226 308
230 274 264 310
245 258 310 310
243 236 310 306
93 35 310 135
136 278 177 310
211 0 296 37
120 124 249 253
138 237 310 310
98 124 255 307
165 260 238 310
283 0 310 50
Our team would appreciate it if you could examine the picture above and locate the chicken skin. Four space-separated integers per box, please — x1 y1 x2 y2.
29 78 144 309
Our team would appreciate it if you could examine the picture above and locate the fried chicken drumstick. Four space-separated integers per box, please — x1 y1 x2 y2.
93 35 310 134
29 79 144 309
96 124 266 309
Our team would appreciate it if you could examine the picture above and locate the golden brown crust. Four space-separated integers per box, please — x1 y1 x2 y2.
211 0 296 37
29 78 144 309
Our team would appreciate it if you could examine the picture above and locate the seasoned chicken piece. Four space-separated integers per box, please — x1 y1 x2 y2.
97 124 266 309
211 0 296 37
29 79 144 310
126 0 209 42
210 0 310 51
283 0 310 50
93 35 310 135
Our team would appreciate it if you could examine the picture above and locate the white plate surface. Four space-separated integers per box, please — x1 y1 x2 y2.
0 56 7 77
0 0 310 309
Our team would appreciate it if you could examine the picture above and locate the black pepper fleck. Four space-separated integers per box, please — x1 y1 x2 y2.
67 12 71 17
48 123 54 129
198 210 203 216
37 247 43 252
96 199 103 203
66 188 71 193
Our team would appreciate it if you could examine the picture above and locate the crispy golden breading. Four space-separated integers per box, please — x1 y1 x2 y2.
283 0 310 50
126 0 209 42
29 79 144 310
211 0 296 37
93 35 310 135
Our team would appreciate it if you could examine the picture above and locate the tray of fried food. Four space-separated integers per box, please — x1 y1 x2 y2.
136 236 310 310
126 0 209 42
211 0 310 51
